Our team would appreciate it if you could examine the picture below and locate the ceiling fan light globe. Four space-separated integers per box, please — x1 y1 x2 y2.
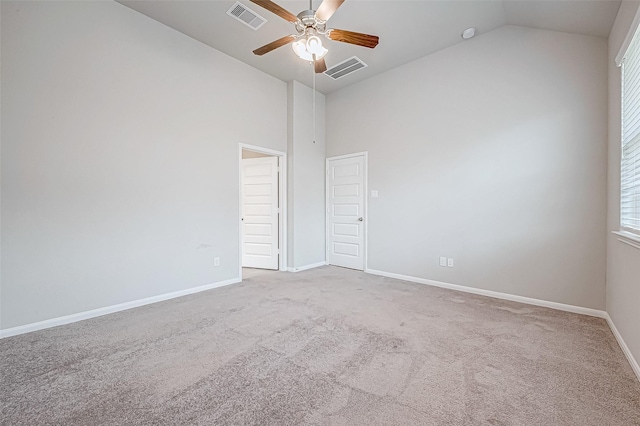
292 40 313 61
306 36 323 54
306 36 328 59
292 40 308 58
306 39 328 59
314 46 328 59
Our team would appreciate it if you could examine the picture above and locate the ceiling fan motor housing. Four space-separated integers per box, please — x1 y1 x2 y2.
296 9 327 34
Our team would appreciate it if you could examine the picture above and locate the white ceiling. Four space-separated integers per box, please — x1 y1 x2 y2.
119 0 621 94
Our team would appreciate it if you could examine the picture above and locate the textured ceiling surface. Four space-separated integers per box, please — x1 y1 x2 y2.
119 0 621 93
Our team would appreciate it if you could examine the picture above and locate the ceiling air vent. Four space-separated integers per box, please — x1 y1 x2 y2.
227 2 267 31
324 56 368 80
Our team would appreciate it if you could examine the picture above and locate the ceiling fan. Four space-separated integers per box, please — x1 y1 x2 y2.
249 0 379 73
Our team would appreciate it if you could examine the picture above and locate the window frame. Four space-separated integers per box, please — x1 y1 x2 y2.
619 19 640 240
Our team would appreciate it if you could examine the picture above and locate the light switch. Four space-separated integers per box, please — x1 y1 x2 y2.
371 190 379 198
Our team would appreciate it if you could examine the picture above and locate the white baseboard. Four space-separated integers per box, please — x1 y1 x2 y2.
604 313 640 382
287 261 327 273
365 268 607 318
0 277 241 339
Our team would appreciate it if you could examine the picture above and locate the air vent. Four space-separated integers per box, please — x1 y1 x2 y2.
227 2 267 31
324 56 368 80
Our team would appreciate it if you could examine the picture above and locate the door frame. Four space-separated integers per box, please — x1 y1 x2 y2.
325 151 368 271
238 143 287 278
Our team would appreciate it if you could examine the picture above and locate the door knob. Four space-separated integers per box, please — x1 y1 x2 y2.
358 217 364 221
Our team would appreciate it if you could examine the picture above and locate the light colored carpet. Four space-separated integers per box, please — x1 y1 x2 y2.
1 266 639 425
242 267 279 279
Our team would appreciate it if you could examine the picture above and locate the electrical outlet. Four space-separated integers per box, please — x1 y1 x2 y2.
370 190 379 198
447 258 454 267
214 257 220 267
439 257 447 267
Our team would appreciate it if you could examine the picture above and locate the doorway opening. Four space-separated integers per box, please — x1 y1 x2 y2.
239 144 287 280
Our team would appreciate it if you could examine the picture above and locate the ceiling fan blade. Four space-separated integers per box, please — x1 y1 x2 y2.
249 0 299 23
328 29 379 49
253 35 296 56
315 0 345 22
315 57 327 73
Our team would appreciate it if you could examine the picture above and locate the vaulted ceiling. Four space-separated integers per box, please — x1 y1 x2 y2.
119 0 621 94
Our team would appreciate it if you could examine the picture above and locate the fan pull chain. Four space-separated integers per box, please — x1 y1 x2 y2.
312 60 316 144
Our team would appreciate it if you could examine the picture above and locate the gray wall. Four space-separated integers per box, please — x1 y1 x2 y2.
287 81 326 270
326 25 608 310
0 1 287 329
607 1 640 370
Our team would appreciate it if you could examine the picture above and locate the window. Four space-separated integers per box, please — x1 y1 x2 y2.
621 24 640 236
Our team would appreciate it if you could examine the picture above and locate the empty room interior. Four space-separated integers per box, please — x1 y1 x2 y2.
2 0 640 424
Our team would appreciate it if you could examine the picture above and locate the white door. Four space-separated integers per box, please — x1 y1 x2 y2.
242 157 279 270
326 154 366 270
